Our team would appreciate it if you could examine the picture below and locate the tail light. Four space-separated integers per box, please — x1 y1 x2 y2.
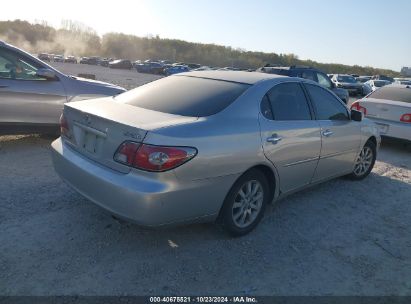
59 113 70 138
351 101 367 115
114 141 197 172
400 113 411 123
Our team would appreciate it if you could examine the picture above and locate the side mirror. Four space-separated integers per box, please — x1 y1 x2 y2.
36 68 57 80
351 109 362 122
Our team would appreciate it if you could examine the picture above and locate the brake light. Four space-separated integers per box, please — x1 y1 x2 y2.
351 101 367 115
114 141 140 165
59 113 70 137
400 113 411 123
114 142 197 172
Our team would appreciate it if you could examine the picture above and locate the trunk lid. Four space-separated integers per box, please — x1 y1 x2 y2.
63 97 198 173
362 98 411 123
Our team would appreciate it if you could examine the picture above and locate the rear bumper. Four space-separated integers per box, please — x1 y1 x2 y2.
51 138 237 226
366 117 411 141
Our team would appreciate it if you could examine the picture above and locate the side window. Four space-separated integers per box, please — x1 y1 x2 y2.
0 47 45 81
317 73 333 90
298 70 315 81
264 82 312 121
305 84 349 121
260 95 274 120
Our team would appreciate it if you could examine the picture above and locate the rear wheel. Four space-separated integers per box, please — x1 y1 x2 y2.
348 140 376 180
219 169 269 236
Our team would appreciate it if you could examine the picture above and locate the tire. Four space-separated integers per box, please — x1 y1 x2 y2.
219 169 269 236
347 139 376 180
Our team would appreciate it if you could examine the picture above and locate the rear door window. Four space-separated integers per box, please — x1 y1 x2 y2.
115 76 250 117
264 82 312 121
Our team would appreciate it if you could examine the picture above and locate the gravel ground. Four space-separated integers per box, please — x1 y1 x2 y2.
1 63 410 296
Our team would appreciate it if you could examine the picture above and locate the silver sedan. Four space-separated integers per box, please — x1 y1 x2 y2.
51 71 380 236
0 41 125 135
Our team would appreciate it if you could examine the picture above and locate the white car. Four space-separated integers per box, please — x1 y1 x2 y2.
351 84 411 141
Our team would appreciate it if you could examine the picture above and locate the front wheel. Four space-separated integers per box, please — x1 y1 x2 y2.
219 169 269 236
347 140 376 180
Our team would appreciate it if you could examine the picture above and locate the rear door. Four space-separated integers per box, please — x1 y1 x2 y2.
259 82 321 193
304 84 362 181
0 46 67 126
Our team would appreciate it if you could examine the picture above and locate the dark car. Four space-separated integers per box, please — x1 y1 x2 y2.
258 65 349 103
87 56 100 65
64 56 77 64
372 75 395 83
108 59 133 69
37 53 50 62
135 61 164 74
79 57 89 64
331 74 363 96
185 63 201 70
99 58 110 67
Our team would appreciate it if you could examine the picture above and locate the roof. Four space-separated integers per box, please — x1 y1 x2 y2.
175 70 284 85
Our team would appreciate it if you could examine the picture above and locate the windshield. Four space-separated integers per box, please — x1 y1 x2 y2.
337 75 356 83
115 75 250 117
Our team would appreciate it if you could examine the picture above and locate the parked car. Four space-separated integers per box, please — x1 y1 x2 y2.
51 71 380 236
351 84 411 142
53 55 64 62
185 63 201 70
164 64 190 76
394 79 411 85
372 75 394 83
259 65 349 103
79 57 89 64
108 59 133 69
0 41 126 135
135 61 164 74
99 58 110 67
37 53 50 62
364 80 390 92
356 76 372 83
64 56 77 64
331 74 364 96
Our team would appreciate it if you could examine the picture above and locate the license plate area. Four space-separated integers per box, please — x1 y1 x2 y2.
73 122 107 155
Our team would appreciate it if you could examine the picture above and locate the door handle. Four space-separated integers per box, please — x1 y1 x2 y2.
322 129 333 137
266 134 282 144
0 85 8 88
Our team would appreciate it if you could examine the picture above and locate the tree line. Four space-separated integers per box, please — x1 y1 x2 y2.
0 19 400 77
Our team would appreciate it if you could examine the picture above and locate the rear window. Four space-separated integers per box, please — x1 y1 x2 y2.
368 87 411 103
115 76 250 117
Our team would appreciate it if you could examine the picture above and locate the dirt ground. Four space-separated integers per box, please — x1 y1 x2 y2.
1 63 410 296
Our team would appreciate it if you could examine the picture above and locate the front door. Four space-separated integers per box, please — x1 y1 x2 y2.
0 46 67 127
259 82 322 193
304 84 362 182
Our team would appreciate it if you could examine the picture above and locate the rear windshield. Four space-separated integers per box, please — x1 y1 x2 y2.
369 87 411 103
115 76 250 117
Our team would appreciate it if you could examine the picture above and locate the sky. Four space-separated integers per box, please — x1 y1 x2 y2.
1 0 410 71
